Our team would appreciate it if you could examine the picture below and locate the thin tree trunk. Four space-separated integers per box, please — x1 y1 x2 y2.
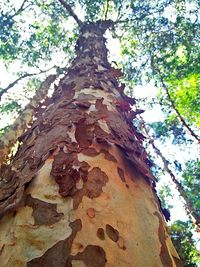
151 142 200 231
140 118 200 232
155 68 200 143
0 74 57 166
0 21 181 267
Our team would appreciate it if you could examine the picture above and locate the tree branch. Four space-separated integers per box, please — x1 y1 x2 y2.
13 0 27 15
104 0 110 20
10 0 32 19
0 66 55 102
158 71 200 143
57 0 83 26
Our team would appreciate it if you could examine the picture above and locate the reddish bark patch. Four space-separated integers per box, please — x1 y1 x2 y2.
0 184 24 216
25 194 63 225
71 245 107 267
75 118 94 148
117 167 126 183
86 208 95 218
73 167 108 209
110 67 123 78
122 94 136 105
95 98 109 122
105 224 119 242
117 236 126 250
51 150 80 197
116 99 132 112
27 219 82 267
79 161 90 182
97 228 105 240
83 167 108 199
100 149 117 163
154 212 173 267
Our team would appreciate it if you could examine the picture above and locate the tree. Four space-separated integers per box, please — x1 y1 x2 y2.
158 187 200 266
0 1 183 266
139 118 200 231
169 220 200 267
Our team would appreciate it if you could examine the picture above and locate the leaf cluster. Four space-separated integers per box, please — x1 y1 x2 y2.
169 220 200 267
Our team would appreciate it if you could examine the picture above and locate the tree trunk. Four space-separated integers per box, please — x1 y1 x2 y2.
140 117 200 232
0 74 57 166
0 21 182 267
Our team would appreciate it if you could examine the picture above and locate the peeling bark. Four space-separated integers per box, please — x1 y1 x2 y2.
0 21 181 266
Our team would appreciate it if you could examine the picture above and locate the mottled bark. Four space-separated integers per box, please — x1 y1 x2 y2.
0 21 181 266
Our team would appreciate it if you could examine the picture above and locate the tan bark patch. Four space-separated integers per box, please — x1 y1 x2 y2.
74 151 165 266
71 260 86 267
25 194 63 225
82 147 99 157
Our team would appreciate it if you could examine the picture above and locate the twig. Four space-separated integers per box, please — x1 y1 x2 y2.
104 0 110 20
10 0 32 19
57 0 83 26
116 0 123 21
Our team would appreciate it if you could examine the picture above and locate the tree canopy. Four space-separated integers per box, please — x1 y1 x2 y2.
0 0 199 265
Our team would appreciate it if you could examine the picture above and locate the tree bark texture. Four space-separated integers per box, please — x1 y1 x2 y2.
0 21 182 267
